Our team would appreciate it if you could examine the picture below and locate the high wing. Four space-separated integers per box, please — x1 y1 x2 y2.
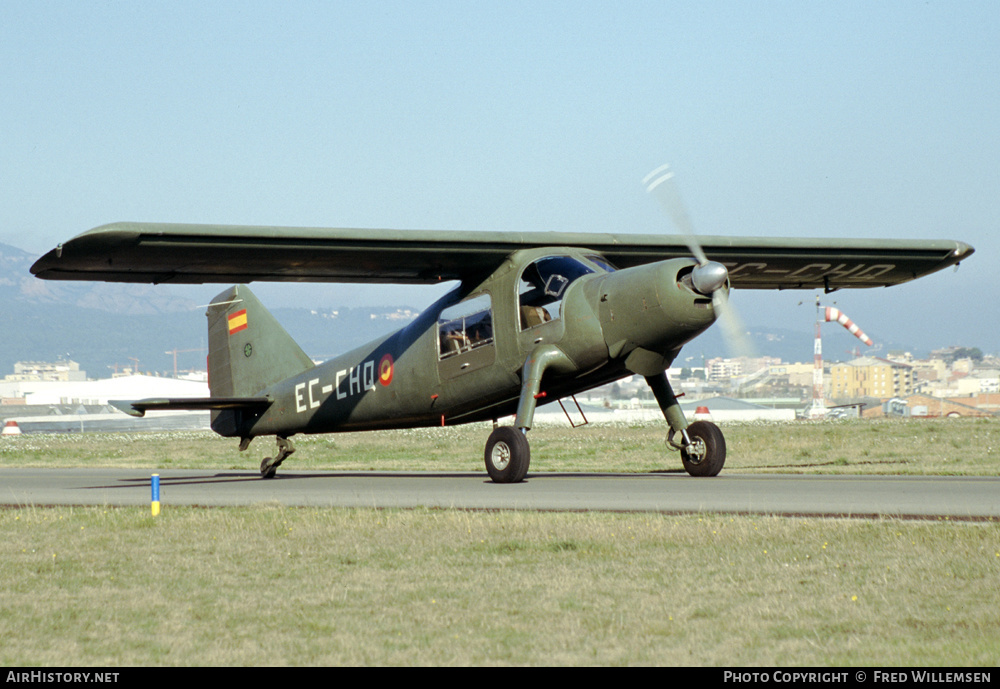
30 221 973 290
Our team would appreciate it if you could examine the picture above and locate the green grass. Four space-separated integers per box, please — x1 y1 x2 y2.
1 416 997 476
1 417 998 666
2 507 998 666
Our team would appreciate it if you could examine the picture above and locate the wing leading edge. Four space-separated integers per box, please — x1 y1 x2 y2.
31 221 973 290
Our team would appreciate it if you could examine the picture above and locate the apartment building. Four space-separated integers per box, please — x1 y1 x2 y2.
830 357 915 400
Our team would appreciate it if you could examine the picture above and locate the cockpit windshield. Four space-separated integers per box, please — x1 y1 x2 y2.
518 256 594 329
586 255 617 272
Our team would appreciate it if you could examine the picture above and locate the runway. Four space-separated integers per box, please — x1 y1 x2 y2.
1 468 998 519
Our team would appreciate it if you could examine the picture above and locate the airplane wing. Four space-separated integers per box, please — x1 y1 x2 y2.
31 221 973 290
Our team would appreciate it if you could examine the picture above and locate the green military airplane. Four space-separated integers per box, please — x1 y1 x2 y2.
31 185 973 482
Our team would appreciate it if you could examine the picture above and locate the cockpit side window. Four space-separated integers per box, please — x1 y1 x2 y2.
438 293 494 359
518 256 594 329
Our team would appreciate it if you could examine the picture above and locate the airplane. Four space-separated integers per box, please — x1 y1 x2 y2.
30 178 973 482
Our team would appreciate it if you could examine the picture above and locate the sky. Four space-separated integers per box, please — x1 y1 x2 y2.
2 1 998 357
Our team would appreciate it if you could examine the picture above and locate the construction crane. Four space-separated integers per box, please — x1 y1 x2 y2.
165 348 207 378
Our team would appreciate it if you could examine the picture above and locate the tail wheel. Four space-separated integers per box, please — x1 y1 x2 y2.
260 436 295 479
680 420 726 477
485 427 530 483
260 456 278 479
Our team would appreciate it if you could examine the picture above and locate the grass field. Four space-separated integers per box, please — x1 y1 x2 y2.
1 417 998 666
2 416 998 476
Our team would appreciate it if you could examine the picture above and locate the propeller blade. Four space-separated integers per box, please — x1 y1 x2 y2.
643 163 707 265
644 163 757 360
712 288 757 360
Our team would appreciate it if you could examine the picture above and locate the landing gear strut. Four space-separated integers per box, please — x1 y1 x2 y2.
260 436 295 479
646 372 726 477
482 345 571 483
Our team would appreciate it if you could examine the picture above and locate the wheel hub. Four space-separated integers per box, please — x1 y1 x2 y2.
490 441 511 471
684 438 707 464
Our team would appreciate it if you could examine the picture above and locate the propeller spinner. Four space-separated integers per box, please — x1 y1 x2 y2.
690 261 729 296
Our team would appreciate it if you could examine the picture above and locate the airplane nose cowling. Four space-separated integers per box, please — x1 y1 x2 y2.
594 258 720 373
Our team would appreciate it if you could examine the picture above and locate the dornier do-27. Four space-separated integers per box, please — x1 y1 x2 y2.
31 177 973 482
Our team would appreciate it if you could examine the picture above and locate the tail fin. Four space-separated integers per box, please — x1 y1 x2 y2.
207 285 314 398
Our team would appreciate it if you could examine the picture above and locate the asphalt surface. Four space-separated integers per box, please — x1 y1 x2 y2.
1 468 998 519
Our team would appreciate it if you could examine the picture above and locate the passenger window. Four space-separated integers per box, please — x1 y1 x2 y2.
518 256 594 329
438 293 494 359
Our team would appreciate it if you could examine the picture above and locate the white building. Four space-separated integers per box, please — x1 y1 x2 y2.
6 360 87 382
0 374 208 406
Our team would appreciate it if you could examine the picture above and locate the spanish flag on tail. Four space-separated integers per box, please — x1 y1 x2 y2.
228 309 248 335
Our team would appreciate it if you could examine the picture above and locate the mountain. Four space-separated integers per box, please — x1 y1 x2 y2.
0 243 198 314
683 324 815 366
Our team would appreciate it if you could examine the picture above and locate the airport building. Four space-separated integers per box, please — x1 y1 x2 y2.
0 368 210 433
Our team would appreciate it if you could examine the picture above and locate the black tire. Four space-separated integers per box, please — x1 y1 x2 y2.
680 420 726 477
260 456 277 479
484 427 531 483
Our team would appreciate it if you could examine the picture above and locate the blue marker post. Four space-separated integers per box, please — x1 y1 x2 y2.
151 474 160 516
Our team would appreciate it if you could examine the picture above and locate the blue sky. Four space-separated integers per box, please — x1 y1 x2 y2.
3 1 997 356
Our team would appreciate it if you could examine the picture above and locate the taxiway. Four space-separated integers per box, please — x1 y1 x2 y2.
1 468 997 519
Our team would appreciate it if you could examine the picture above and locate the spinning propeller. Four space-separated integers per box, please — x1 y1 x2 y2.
643 163 755 358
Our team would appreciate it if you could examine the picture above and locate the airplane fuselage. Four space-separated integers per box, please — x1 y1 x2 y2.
220 248 718 440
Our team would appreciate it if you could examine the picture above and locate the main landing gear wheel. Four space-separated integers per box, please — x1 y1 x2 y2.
485 426 530 483
680 420 726 477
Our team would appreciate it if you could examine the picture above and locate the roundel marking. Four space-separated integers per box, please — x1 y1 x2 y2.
379 353 394 387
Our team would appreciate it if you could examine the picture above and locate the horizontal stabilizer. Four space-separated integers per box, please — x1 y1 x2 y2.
110 397 272 418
